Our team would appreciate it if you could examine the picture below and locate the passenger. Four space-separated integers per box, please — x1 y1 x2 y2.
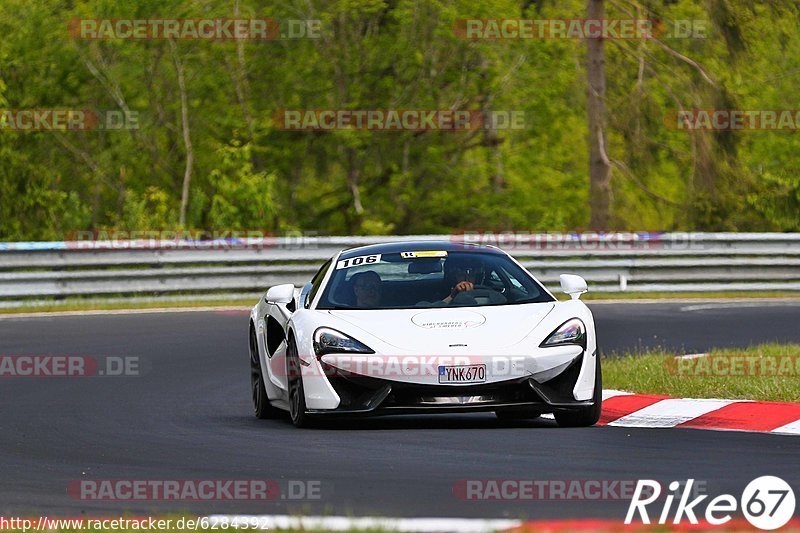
351 271 382 308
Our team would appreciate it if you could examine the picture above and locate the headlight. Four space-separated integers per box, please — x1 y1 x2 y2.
540 318 586 349
313 327 375 356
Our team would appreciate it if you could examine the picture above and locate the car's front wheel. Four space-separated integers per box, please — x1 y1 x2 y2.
286 335 313 428
554 353 602 428
250 325 281 419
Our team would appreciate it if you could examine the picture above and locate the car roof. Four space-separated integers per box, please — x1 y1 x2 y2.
337 240 506 260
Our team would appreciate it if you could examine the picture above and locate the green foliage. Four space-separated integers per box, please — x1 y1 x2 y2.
120 186 174 230
207 141 276 229
0 0 798 239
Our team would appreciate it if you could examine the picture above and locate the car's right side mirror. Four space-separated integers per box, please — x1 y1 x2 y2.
265 283 295 305
560 274 588 300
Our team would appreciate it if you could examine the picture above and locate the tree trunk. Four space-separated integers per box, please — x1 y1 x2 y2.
586 0 612 230
170 40 194 227
231 0 265 173
346 147 364 216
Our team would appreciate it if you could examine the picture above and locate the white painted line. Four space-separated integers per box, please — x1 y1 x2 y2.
608 398 735 428
772 419 800 435
675 353 708 360
602 389 633 400
590 298 800 306
0 306 250 320
205 515 521 533
680 301 800 312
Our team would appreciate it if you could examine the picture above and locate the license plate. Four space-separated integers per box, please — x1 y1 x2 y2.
438 364 486 384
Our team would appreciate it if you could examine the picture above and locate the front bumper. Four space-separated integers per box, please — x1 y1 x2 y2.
306 351 594 416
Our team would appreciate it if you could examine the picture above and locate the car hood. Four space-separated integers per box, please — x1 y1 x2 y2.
327 303 555 352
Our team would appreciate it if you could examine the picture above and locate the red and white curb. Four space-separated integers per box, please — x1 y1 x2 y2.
598 390 800 435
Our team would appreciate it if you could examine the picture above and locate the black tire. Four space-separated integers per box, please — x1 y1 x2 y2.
250 325 281 419
286 335 313 428
554 353 602 428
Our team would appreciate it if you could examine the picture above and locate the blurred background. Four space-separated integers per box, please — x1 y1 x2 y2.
0 0 798 240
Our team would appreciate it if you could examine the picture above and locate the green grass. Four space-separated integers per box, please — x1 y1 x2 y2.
603 343 800 402
2 290 798 316
0 298 253 314
580 290 800 301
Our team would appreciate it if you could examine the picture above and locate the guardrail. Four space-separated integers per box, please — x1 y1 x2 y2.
1 233 799 300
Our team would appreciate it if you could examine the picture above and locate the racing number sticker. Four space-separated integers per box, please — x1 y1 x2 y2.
336 254 381 270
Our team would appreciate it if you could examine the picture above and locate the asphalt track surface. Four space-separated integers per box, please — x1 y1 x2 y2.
1 301 799 520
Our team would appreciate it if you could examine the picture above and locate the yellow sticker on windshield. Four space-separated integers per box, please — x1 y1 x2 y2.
401 251 448 258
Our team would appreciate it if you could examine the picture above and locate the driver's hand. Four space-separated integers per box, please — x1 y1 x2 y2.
450 281 474 298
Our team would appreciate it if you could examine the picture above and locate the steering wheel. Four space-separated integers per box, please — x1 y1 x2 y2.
454 283 492 293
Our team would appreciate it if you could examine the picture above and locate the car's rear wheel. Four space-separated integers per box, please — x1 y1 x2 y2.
250 325 281 419
286 335 313 428
554 353 602 428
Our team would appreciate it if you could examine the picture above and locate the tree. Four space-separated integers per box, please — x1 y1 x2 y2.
586 0 612 229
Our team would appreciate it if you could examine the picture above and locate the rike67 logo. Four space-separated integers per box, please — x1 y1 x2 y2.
626 477 796 530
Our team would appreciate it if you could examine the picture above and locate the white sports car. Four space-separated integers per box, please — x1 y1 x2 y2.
248 241 601 428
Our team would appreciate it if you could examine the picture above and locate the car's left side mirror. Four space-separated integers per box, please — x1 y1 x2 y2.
560 274 588 300
265 283 295 305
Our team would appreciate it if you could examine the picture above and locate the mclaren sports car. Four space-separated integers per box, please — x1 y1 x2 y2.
248 241 601 427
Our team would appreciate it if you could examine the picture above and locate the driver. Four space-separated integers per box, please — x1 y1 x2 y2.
441 256 485 305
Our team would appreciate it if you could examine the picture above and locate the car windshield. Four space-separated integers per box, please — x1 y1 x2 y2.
316 251 554 310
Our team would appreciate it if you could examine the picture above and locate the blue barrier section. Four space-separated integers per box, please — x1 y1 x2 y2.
0 242 68 251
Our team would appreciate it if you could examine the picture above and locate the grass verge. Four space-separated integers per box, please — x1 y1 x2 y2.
2 290 799 315
580 290 799 301
603 343 800 402
0 298 253 314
